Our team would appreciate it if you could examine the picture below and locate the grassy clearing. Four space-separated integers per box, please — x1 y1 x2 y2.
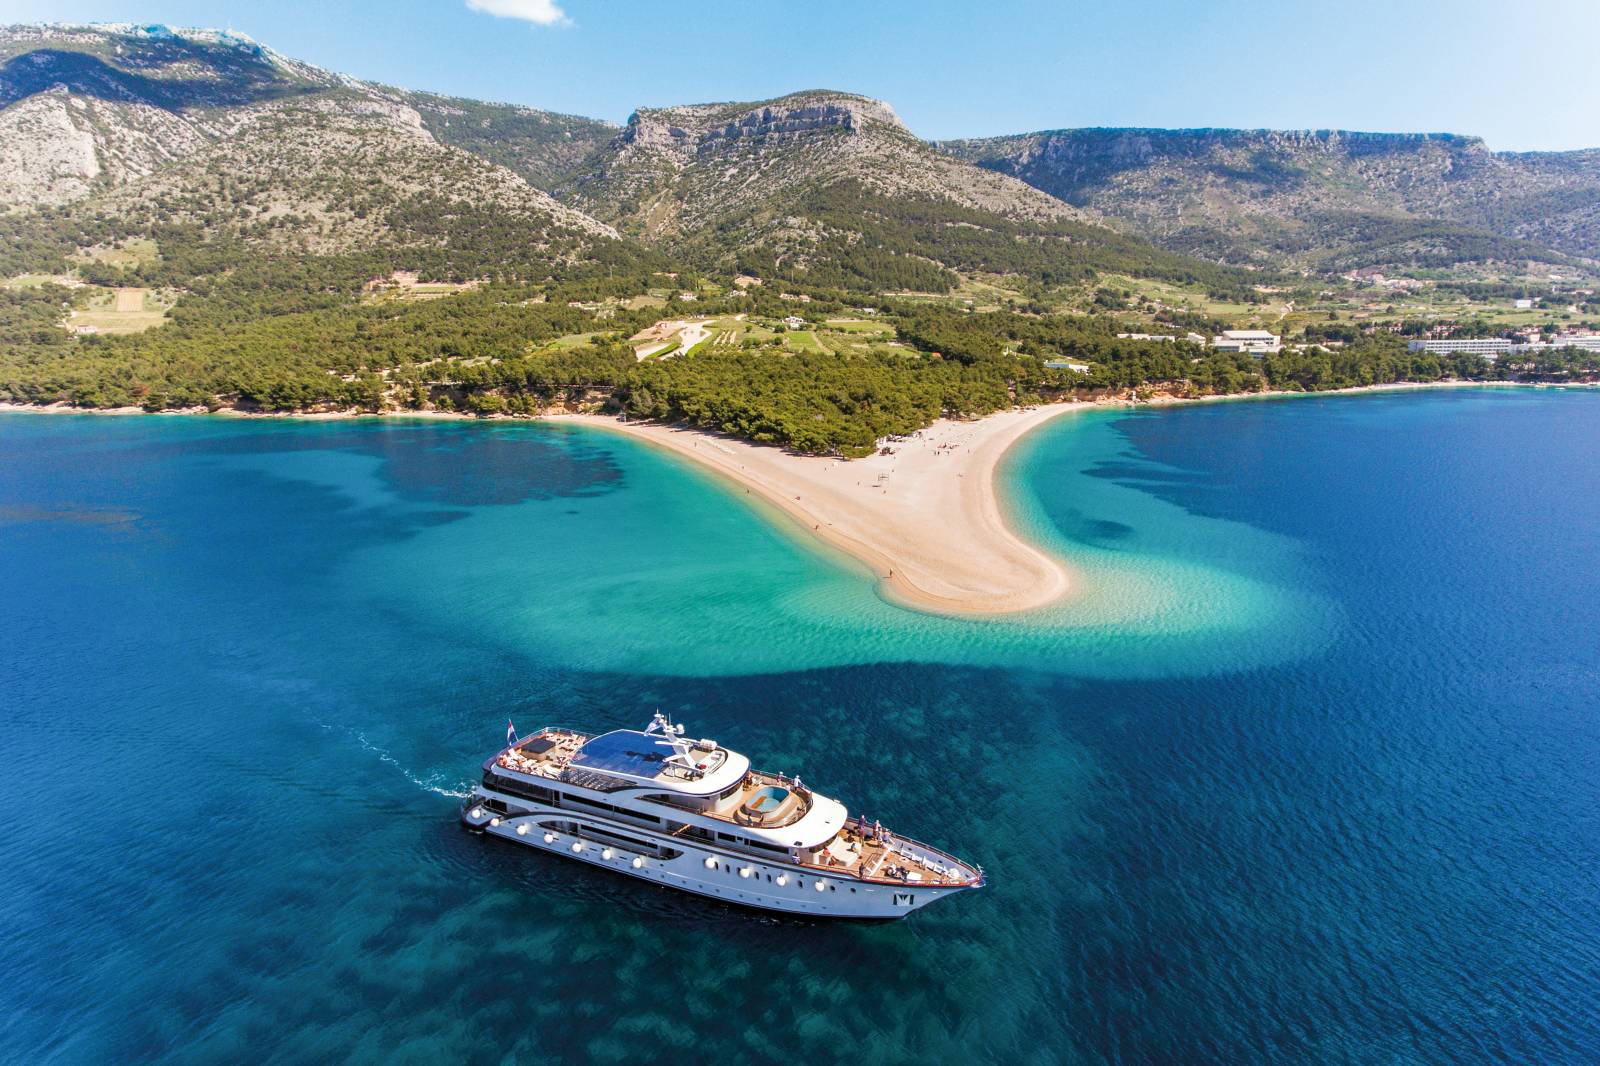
823 318 894 335
396 283 473 300
1098 273 1280 320
363 278 479 304
879 274 1024 310
691 316 781 347
72 238 160 270
782 330 830 354
842 341 917 359
951 274 1026 311
64 287 177 334
3 273 77 290
537 331 609 352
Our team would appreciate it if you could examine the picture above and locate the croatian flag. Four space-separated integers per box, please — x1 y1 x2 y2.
506 719 517 745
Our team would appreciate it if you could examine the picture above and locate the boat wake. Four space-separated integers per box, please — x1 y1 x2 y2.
354 729 473 798
316 719 472 799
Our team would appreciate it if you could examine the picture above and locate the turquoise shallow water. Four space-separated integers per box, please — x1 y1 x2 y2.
3 388 1598 1063
335 411 1334 680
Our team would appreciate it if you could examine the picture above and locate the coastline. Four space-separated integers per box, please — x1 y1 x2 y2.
3 380 1588 616
0 378 1573 426
549 405 1085 616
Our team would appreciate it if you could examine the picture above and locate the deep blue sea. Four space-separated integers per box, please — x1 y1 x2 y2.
3 388 1598 1064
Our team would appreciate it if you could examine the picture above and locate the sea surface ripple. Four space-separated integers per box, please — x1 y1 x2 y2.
2 389 1597 1063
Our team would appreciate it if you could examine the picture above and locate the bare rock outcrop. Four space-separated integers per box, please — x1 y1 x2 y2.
0 87 208 205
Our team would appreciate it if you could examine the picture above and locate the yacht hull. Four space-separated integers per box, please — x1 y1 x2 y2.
462 795 974 919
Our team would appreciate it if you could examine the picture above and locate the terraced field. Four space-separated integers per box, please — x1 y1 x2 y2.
66 287 175 334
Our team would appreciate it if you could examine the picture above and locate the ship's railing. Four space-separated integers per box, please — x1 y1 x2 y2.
493 726 591 765
883 834 981 882
511 725 592 751
729 770 813 828
802 830 981 886
642 769 814 830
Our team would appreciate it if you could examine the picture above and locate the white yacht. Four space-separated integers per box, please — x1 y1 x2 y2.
460 712 984 918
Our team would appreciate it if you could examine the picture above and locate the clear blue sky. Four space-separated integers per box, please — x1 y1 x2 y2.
9 0 1599 151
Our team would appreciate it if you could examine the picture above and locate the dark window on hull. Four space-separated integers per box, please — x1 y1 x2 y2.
484 774 555 804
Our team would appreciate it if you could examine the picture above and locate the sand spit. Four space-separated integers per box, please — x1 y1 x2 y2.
551 405 1087 615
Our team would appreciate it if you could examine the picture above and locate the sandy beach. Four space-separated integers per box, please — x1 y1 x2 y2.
551 405 1088 615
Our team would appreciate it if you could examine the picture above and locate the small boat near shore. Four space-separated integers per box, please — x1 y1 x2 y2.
461 712 984 917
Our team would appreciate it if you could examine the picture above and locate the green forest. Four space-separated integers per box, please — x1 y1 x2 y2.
724 183 1272 300
3 169 1598 458
6 267 1598 456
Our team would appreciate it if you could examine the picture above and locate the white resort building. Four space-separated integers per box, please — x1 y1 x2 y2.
1406 338 1514 357
1409 334 1600 359
1211 330 1282 355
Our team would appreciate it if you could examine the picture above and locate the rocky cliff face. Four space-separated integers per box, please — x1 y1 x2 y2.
568 90 1081 242
0 24 348 118
90 92 618 255
0 24 310 206
548 90 1221 292
0 23 620 254
940 127 1600 268
0 88 209 204
955 129 1490 184
619 94 906 156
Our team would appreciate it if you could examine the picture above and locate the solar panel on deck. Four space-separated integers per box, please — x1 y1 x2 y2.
570 730 675 778
520 736 556 755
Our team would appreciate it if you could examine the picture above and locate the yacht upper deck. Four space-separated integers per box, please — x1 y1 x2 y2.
490 726 840 843
494 727 748 797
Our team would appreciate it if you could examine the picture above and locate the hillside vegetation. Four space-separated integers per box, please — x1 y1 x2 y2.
940 128 1600 271
562 91 1268 295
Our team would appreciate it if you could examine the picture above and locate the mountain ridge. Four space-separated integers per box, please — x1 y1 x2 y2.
566 88 1084 231
0 22 638 282
938 126 1600 269
2 21 1596 282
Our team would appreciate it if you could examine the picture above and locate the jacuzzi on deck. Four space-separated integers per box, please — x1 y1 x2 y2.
737 784 801 826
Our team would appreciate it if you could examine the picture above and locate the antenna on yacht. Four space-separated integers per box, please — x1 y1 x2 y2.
646 709 696 769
